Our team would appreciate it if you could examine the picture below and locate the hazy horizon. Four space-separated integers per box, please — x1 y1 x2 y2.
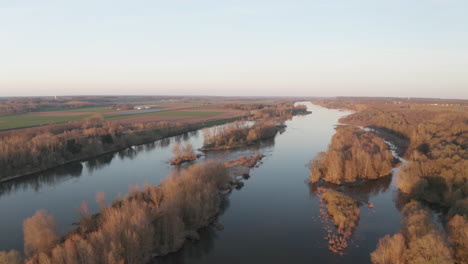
1 0 467 99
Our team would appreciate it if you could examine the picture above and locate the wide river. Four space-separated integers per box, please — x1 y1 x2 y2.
0 102 402 263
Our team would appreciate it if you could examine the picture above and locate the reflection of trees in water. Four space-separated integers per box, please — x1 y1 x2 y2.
203 137 276 162
309 176 392 254
159 138 171 148
0 163 83 198
153 197 231 264
0 130 201 200
117 147 137 161
309 175 392 204
145 142 157 152
86 153 116 172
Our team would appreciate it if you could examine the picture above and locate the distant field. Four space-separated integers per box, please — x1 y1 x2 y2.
0 114 92 130
0 108 227 131
184 106 229 111
40 107 110 113
104 110 225 121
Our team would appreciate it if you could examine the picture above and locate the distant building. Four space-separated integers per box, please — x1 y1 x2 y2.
133 105 157 110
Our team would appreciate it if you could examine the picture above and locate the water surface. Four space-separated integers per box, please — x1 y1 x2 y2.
0 103 402 264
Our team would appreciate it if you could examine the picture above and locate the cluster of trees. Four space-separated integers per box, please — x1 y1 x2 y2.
315 98 468 263
221 103 265 111
321 191 360 239
0 98 98 115
0 116 208 181
223 153 264 168
315 188 361 254
250 102 306 121
371 201 455 264
313 97 467 110
202 121 280 150
310 126 394 185
0 160 231 264
169 142 197 165
292 104 310 115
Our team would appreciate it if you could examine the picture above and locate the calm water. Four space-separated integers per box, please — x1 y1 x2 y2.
0 103 402 263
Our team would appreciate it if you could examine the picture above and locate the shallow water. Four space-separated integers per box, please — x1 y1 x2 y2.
0 103 402 263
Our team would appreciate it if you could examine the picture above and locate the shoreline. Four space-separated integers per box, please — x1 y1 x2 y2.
0 116 246 184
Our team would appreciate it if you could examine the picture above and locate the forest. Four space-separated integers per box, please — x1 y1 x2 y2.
0 160 234 264
314 98 468 264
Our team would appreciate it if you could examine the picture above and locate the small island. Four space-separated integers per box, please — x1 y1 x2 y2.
169 142 198 165
310 126 395 185
201 121 283 151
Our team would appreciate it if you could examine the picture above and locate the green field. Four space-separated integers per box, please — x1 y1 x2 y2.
0 110 227 131
59 107 110 112
0 115 92 130
42 107 111 113
104 110 224 121
184 106 228 111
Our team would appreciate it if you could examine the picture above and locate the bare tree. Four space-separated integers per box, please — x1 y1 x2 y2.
23 210 58 257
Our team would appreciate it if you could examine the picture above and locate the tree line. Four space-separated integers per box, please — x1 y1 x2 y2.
0 160 232 264
0 116 225 181
202 121 281 150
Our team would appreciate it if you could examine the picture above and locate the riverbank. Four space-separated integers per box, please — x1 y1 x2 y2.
6 157 264 264
0 116 247 184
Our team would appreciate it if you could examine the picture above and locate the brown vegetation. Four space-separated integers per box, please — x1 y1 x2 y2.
310 126 394 185
249 101 308 121
23 210 58 258
224 154 264 168
0 250 22 264
315 97 468 263
371 201 454 264
169 142 197 165
447 215 468 263
0 114 242 181
317 189 360 254
202 121 281 150
7 160 232 264
371 233 406 264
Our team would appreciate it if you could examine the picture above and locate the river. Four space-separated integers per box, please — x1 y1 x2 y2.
0 102 402 263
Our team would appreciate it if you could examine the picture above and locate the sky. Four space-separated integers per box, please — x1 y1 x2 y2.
1 0 467 98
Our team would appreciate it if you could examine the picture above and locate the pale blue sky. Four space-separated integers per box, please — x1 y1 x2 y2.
1 0 467 98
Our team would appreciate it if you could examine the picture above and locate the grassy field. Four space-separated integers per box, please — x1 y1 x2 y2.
0 114 92 130
184 106 229 111
104 110 224 121
40 107 110 112
0 110 227 130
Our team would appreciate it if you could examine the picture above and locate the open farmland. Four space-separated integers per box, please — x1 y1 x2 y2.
0 102 246 131
0 114 92 130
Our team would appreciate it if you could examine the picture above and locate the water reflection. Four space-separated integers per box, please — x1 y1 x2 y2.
0 136 184 199
86 153 116 172
0 163 84 198
309 175 392 204
154 196 231 264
